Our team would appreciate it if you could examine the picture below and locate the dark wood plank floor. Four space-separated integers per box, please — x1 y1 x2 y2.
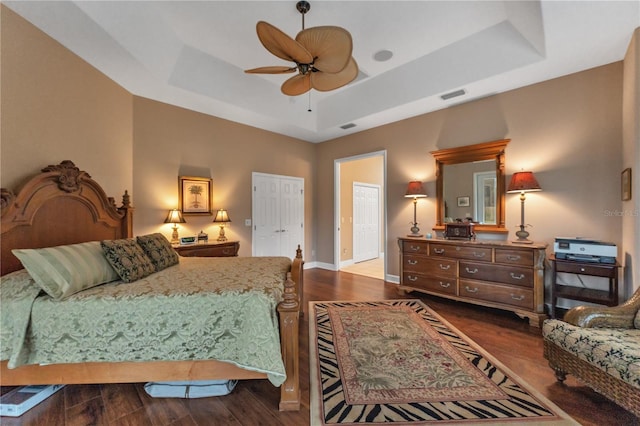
1 268 637 425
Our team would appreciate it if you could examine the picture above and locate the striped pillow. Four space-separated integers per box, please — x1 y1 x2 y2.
12 241 120 300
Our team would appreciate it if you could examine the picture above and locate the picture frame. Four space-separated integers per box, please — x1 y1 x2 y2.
622 168 632 201
457 196 470 207
179 176 213 215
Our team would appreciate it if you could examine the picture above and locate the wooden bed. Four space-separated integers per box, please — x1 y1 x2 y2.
0 160 302 411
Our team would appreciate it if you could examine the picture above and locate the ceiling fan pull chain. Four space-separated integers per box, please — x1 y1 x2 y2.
308 91 312 112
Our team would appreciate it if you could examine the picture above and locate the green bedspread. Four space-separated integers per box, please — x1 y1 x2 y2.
0 256 292 386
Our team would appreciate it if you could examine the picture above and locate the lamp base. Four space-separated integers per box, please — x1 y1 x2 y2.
217 225 228 242
170 225 180 245
407 224 422 238
513 227 533 244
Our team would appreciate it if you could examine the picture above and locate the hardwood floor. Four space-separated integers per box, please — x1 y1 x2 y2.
1 268 636 425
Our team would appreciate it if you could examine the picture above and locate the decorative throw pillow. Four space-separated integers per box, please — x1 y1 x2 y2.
12 241 120 300
136 233 179 271
101 239 156 283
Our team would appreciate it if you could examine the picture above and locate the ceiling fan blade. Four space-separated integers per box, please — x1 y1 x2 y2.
256 21 313 64
281 74 312 96
296 26 352 73
311 57 358 92
244 66 296 74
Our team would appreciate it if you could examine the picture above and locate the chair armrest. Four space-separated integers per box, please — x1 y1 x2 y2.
564 305 637 328
563 285 640 328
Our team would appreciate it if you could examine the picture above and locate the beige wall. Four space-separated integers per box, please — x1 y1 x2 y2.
622 28 640 294
339 155 384 262
0 6 133 197
132 97 316 257
316 63 625 282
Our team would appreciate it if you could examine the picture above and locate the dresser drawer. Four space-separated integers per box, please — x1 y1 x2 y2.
402 272 457 296
402 240 429 255
403 255 456 276
430 243 492 262
495 248 534 267
459 279 533 310
460 261 533 287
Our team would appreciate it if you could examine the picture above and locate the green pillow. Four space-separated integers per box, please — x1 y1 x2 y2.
136 233 179 271
12 241 120 300
101 239 156 283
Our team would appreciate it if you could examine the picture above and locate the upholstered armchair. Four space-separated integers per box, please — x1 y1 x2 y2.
542 287 640 417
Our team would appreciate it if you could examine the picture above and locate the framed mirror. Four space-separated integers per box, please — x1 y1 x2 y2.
431 139 509 233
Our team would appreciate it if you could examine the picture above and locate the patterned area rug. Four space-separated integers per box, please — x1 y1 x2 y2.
309 300 578 425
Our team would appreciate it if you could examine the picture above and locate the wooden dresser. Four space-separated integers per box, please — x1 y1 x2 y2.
398 237 547 327
173 241 239 257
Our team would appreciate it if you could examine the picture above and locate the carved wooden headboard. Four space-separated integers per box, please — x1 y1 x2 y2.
1 160 133 276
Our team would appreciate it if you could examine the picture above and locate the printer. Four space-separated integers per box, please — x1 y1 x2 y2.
553 237 617 264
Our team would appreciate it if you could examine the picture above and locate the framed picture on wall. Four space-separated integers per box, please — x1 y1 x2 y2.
622 168 632 201
179 176 213 215
457 196 470 207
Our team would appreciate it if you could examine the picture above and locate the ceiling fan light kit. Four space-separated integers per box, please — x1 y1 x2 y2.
244 1 358 96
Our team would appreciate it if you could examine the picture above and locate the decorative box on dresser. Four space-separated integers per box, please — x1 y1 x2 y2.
398 237 547 327
173 241 240 257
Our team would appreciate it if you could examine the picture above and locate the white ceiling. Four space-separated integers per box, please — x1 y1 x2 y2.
4 1 639 143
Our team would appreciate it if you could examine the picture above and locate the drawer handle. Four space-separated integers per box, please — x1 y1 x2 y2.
408 259 418 265
511 294 525 301
465 267 478 274
464 286 479 293
439 264 451 271
473 252 486 258
507 255 521 261
433 248 445 255
439 282 451 288
408 275 418 282
510 273 525 280
410 245 421 251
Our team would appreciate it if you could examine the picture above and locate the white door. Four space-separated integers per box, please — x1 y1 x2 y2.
252 173 304 258
353 183 380 263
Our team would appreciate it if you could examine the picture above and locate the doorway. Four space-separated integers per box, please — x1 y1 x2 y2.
334 151 386 280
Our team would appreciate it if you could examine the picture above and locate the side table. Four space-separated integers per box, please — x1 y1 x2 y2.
550 254 619 318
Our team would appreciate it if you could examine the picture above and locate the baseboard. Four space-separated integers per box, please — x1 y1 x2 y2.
313 262 338 271
386 274 400 284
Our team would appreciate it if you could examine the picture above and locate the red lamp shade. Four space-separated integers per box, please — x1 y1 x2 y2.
404 181 427 198
507 172 541 193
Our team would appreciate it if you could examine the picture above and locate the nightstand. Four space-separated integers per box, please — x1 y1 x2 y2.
173 241 239 257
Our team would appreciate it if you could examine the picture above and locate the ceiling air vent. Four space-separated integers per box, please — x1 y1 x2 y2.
440 89 466 100
340 123 356 130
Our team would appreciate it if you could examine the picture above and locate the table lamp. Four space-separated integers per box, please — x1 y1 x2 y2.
213 209 231 241
404 181 427 237
507 171 541 244
164 209 186 245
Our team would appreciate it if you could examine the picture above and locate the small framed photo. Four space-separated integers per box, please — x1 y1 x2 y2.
179 176 212 215
622 168 632 201
457 196 470 207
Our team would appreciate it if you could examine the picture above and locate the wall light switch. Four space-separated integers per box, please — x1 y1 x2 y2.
245 219 252 226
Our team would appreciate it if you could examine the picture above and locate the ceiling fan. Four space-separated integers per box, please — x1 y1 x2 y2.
245 1 358 96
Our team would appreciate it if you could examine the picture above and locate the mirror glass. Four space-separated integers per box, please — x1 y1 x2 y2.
443 161 496 224
431 139 509 233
